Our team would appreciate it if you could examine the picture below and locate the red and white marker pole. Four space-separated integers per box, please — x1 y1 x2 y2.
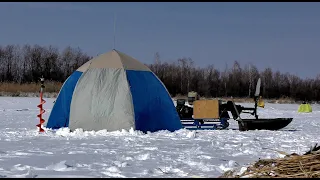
36 76 46 132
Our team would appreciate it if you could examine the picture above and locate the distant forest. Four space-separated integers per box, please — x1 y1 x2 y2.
0 44 319 101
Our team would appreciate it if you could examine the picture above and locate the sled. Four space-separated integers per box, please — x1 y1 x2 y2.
176 78 294 131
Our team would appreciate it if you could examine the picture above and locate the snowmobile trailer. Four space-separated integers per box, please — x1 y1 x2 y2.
176 78 293 131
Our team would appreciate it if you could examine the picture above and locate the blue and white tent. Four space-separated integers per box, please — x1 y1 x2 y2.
46 49 182 133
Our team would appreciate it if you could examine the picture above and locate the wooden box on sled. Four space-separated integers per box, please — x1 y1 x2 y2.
193 99 221 119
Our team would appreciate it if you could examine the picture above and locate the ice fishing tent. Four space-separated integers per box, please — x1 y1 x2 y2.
46 49 182 132
298 102 312 113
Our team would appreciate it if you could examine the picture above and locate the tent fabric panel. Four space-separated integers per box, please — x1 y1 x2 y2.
46 71 83 129
125 70 182 133
69 68 135 131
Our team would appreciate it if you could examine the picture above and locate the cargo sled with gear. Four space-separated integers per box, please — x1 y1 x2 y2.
175 78 293 131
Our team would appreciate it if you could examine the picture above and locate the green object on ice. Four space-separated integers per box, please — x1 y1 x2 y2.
298 103 312 113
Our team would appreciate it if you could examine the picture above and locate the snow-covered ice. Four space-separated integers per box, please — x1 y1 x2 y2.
0 97 319 177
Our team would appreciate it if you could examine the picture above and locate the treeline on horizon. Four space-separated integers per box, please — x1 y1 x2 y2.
0 44 319 101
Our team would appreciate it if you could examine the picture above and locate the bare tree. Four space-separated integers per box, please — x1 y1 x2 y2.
1 43 320 101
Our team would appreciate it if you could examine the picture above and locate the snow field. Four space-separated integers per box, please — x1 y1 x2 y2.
0 97 319 177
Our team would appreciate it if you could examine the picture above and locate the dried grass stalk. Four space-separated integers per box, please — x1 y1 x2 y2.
219 144 320 178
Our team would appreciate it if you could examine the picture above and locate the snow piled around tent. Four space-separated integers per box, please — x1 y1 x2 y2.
0 97 320 177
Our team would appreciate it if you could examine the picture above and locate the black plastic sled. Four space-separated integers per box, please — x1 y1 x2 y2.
237 118 293 131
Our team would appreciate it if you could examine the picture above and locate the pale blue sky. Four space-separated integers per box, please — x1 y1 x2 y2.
1 2 320 78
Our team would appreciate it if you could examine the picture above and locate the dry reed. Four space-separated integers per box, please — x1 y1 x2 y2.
0 82 311 104
220 145 320 178
172 96 297 104
0 81 62 97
